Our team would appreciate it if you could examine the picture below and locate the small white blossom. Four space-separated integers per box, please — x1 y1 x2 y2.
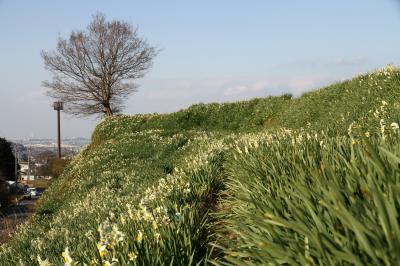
391 122 399 130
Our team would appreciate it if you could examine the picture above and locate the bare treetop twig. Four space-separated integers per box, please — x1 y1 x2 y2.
42 13 158 117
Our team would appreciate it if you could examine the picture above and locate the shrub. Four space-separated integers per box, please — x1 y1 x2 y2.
0 180 11 209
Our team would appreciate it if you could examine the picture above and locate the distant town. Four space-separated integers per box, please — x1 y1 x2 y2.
1 137 91 242
10 137 90 181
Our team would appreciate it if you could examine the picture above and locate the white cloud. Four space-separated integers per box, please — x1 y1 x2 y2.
223 75 328 97
334 57 368 66
224 85 257 96
126 74 331 114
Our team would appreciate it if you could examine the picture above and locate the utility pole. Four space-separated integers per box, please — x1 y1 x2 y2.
27 145 31 181
53 101 64 159
14 148 18 184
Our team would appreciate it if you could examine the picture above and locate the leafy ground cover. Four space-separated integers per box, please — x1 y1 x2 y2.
0 66 400 265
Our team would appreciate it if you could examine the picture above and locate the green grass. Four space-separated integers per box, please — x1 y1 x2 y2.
1 129 228 265
93 65 400 136
1 65 400 265
214 130 400 265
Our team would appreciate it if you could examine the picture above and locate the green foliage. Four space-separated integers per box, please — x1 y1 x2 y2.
36 158 71 179
1 66 400 265
49 158 71 179
278 68 400 134
93 66 400 141
91 95 291 144
0 128 227 265
215 130 400 265
0 181 11 208
0 137 15 209
0 137 16 181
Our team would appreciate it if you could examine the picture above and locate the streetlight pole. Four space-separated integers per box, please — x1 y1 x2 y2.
53 101 64 159
14 148 18 184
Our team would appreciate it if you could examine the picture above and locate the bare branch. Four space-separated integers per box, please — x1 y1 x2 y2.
42 13 158 117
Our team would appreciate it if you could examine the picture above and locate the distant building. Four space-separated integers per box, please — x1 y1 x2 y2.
19 161 36 181
20 174 35 181
19 162 29 173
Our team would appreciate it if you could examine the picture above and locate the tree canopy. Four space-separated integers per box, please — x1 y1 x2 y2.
0 137 16 181
42 13 158 117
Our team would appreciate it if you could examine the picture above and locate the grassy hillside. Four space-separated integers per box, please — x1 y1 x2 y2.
1 66 400 265
92 65 400 136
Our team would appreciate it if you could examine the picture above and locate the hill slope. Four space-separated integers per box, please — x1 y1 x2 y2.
1 66 400 265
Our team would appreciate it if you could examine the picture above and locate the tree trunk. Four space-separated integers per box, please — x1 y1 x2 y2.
104 106 113 116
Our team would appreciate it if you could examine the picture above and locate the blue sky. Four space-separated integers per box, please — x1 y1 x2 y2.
1 0 400 139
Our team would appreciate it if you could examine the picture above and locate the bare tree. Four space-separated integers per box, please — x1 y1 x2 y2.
42 13 158 117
